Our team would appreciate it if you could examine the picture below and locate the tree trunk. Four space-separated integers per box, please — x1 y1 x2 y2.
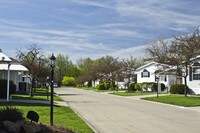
30 77 34 97
93 79 96 89
184 76 188 97
184 64 189 97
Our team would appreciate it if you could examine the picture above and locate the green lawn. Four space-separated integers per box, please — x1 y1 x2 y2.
11 88 63 101
111 91 156 96
142 95 200 107
0 102 94 133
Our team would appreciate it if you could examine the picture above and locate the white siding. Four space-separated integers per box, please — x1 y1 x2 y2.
136 63 157 83
184 58 200 94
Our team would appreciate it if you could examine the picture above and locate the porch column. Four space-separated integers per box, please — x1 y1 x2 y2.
7 63 11 101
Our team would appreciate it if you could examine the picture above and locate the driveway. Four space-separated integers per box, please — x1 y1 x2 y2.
55 88 200 133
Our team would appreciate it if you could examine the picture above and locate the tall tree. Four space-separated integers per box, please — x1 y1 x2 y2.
77 58 97 87
122 56 141 91
95 56 121 89
16 43 48 96
55 54 72 86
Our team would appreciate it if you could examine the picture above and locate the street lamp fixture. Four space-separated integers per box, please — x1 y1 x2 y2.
50 53 56 126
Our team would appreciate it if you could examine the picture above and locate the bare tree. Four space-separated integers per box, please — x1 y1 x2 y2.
16 43 48 96
146 27 200 96
122 56 143 91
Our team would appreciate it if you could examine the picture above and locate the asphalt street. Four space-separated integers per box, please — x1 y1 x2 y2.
55 88 200 133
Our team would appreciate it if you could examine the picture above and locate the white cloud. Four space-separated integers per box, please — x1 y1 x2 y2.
109 44 147 60
0 21 113 52
114 0 200 31
1 0 200 63
69 0 114 9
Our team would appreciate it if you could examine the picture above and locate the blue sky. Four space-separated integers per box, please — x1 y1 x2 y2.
0 0 200 62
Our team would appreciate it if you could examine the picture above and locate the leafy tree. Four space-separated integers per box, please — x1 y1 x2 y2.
66 65 81 78
55 54 72 86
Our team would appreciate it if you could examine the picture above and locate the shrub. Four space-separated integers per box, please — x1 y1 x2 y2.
112 83 118 89
170 84 185 94
152 83 166 92
0 107 24 122
76 84 84 88
128 83 136 92
134 83 141 91
0 79 16 98
96 83 107 90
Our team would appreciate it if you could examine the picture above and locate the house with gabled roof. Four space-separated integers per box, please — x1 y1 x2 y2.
135 61 181 90
0 50 30 93
185 57 200 94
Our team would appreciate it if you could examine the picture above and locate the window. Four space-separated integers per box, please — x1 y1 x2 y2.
160 75 167 82
193 68 200 80
141 69 150 78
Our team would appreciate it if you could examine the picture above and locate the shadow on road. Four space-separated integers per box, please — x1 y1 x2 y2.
58 94 81 96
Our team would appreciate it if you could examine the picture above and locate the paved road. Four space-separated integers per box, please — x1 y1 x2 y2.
55 88 200 133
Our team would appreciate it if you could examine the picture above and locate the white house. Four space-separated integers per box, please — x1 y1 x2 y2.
185 57 200 94
0 51 30 92
135 62 180 89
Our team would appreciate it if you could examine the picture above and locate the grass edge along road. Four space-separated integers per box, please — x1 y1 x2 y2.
0 102 94 133
142 95 200 107
110 91 156 96
11 88 63 101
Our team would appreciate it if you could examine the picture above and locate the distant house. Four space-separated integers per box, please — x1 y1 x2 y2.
0 50 30 92
135 62 181 89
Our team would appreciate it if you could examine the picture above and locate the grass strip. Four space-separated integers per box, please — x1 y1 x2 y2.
142 95 200 107
11 87 63 101
111 91 156 96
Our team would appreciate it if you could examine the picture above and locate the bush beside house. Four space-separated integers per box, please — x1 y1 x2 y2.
128 83 136 92
152 83 166 92
0 79 16 98
96 81 118 90
134 83 141 91
170 84 185 94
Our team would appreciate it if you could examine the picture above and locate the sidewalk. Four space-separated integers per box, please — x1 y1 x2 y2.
126 94 170 100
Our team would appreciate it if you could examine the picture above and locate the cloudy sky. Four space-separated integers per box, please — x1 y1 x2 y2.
0 0 199 62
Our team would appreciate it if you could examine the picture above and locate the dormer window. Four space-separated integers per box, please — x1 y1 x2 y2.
141 69 150 78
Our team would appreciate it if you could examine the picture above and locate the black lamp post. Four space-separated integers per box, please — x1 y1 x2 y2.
50 54 56 126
